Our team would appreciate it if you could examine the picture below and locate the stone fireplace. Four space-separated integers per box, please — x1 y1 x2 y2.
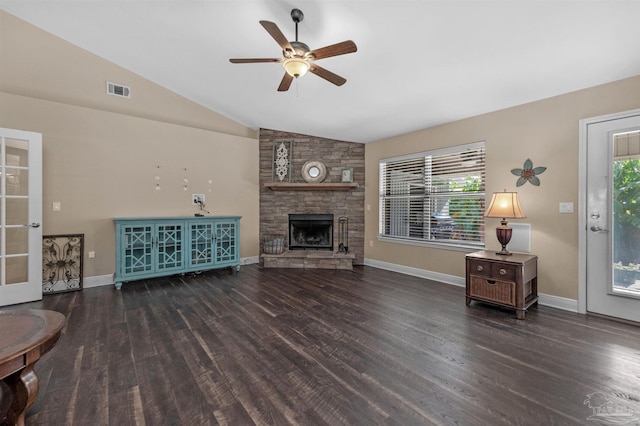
259 128 365 269
289 214 334 251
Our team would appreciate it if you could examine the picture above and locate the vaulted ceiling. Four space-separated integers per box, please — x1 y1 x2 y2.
2 1 640 142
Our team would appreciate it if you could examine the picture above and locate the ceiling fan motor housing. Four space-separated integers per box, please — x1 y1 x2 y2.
287 41 311 59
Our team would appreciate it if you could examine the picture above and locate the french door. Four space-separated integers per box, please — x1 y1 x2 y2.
0 128 43 307
582 110 640 323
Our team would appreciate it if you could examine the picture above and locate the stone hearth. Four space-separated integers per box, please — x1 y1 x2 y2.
262 250 356 270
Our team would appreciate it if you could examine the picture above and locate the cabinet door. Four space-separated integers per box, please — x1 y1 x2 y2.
121 224 154 277
214 221 238 265
155 223 184 273
188 221 215 268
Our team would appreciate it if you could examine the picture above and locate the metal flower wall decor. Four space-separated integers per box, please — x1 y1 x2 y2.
511 159 547 186
42 234 83 293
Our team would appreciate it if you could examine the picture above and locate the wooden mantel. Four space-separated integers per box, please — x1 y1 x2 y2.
264 182 359 191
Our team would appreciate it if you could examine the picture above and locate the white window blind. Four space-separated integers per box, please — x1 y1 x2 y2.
379 142 486 249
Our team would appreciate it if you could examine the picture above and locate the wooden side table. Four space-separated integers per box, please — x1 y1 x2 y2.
0 309 65 426
465 250 538 319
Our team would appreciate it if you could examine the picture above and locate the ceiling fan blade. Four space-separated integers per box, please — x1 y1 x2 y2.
260 20 293 52
309 64 347 86
277 73 294 92
310 40 357 60
229 58 281 63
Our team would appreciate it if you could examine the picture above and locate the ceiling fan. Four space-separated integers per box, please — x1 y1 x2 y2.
229 8 357 92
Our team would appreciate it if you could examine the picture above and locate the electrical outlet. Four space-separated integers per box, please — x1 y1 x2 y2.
88 251 96 259
52 202 61 211
192 194 205 205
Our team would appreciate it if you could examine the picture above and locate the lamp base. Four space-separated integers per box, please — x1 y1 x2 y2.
495 247 512 256
495 221 513 256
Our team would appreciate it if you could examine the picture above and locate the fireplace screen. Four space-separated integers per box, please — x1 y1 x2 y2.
289 214 334 251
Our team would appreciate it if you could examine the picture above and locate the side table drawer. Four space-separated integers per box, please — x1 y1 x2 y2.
467 259 492 278
469 276 516 306
491 263 517 281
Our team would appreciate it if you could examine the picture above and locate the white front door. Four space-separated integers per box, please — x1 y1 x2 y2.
0 128 43 306
582 110 640 323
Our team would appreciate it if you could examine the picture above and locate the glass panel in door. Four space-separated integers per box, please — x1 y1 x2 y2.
612 131 640 296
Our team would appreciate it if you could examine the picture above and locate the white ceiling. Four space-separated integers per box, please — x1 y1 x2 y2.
2 1 640 143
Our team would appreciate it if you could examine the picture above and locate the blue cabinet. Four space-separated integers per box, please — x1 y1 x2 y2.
114 216 240 289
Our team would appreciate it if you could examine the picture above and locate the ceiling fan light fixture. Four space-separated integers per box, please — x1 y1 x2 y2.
283 57 310 78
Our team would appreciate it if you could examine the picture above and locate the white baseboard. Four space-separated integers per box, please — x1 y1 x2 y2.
83 274 114 288
364 258 578 313
364 258 465 287
537 293 578 312
241 256 260 265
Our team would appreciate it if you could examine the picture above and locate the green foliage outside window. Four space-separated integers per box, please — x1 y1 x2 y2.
613 159 640 266
449 177 483 241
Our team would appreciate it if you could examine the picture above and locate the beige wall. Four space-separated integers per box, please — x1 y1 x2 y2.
0 11 259 279
365 76 640 300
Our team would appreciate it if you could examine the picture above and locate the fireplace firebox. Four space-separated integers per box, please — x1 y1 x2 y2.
289 214 334 251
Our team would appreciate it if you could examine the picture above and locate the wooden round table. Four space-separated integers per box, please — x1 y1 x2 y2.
0 309 65 426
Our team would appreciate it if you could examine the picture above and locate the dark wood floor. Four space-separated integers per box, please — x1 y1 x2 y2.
4 265 640 425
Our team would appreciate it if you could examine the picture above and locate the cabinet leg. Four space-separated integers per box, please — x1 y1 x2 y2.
115 282 122 290
516 310 526 320
236 265 240 272
465 297 471 306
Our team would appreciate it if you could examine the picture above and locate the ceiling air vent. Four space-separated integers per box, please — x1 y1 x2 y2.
106 81 131 99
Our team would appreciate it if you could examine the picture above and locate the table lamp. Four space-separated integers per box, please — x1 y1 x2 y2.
485 190 526 256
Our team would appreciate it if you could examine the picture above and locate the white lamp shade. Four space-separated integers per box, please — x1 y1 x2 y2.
485 192 526 219
283 57 310 78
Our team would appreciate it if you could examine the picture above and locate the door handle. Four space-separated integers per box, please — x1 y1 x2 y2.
590 225 608 233
23 222 41 228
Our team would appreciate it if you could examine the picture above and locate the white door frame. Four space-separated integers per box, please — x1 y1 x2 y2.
578 108 640 314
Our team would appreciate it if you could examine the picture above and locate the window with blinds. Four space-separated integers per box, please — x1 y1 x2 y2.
379 141 486 250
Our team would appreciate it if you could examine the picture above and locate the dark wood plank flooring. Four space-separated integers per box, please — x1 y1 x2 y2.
4 265 640 425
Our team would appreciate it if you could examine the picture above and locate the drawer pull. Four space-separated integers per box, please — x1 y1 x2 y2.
476 265 484 272
487 280 496 285
499 268 507 276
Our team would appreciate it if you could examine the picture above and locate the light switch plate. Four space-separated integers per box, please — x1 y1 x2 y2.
559 202 574 213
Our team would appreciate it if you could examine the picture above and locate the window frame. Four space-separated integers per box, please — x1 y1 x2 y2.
378 141 486 252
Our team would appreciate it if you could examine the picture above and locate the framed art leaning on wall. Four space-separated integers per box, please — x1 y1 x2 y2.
42 234 84 294
341 167 353 183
